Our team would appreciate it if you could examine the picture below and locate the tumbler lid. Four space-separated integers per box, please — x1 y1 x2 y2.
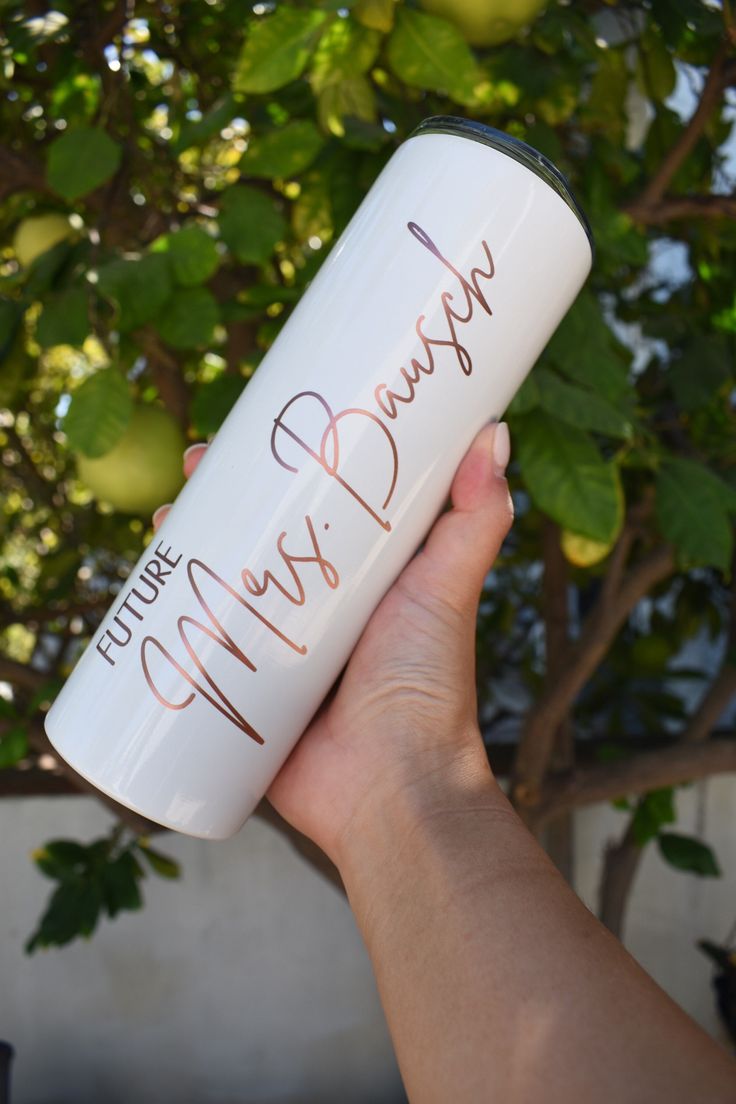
410 115 594 262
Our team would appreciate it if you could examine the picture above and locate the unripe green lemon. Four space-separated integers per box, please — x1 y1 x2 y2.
419 0 547 46
76 404 186 515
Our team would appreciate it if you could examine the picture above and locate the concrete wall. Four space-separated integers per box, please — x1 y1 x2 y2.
1 798 403 1104
1 777 735 1102
575 775 736 1047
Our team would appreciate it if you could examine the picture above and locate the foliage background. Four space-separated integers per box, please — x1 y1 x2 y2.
0 0 735 974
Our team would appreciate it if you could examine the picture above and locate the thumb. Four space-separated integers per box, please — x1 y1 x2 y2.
403 422 513 615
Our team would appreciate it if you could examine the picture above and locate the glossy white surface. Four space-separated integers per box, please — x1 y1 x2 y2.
46 130 592 837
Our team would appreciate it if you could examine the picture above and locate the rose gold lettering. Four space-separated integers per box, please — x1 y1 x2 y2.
375 316 437 419
187 558 307 655
407 221 494 376
407 221 495 320
140 635 265 745
130 223 497 753
242 515 340 602
271 391 398 532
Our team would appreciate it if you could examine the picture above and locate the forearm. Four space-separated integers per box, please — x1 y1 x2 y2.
336 746 736 1104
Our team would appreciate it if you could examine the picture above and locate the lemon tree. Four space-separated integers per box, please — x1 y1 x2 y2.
0 0 734 952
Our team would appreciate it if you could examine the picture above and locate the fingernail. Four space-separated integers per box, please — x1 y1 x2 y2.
183 443 207 463
492 422 510 477
152 504 171 528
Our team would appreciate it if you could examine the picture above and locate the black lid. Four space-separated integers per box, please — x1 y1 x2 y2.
409 115 594 262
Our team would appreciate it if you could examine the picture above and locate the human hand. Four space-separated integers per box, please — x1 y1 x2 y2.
153 423 513 866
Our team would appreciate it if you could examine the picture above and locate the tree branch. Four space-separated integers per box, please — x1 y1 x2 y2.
0 597 109 630
0 767 77 797
0 145 47 202
599 496 654 609
681 664 736 744
598 817 644 938
632 42 731 214
0 657 47 691
512 544 675 808
533 737 736 826
138 330 191 428
624 193 736 225
9 714 345 892
595 581 736 935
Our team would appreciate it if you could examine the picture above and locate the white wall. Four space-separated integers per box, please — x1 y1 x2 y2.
0 798 403 1104
1 777 735 1103
575 775 736 1047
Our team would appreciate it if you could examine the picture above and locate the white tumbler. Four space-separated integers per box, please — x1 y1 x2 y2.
45 116 594 838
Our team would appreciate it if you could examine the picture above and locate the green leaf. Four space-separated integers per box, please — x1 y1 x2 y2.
240 120 324 178
47 126 121 201
153 226 220 287
219 186 287 265
656 458 736 572
100 851 144 917
97 254 172 332
584 49 628 135
611 797 632 811
190 373 246 436
386 7 481 105
535 368 633 438
49 71 101 126
635 30 676 100
32 839 89 880
25 676 64 715
317 76 377 137
0 298 23 360
36 287 89 348
137 840 181 880
26 877 102 953
309 17 381 93
23 239 75 300
321 145 363 235
586 164 648 270
353 0 396 33
545 290 632 401
156 287 219 349
515 410 624 542
632 788 676 846
0 338 30 408
506 373 540 416
233 8 327 94
292 169 333 243
0 698 17 720
63 367 133 459
658 832 721 877
669 335 730 411
0 724 28 768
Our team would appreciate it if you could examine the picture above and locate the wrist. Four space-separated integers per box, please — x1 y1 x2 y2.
331 727 508 883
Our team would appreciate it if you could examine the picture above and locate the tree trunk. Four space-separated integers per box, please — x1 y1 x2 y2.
598 819 644 939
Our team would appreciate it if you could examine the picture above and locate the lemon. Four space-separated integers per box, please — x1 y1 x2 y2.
561 529 614 567
76 404 186 515
13 214 73 267
419 0 547 46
